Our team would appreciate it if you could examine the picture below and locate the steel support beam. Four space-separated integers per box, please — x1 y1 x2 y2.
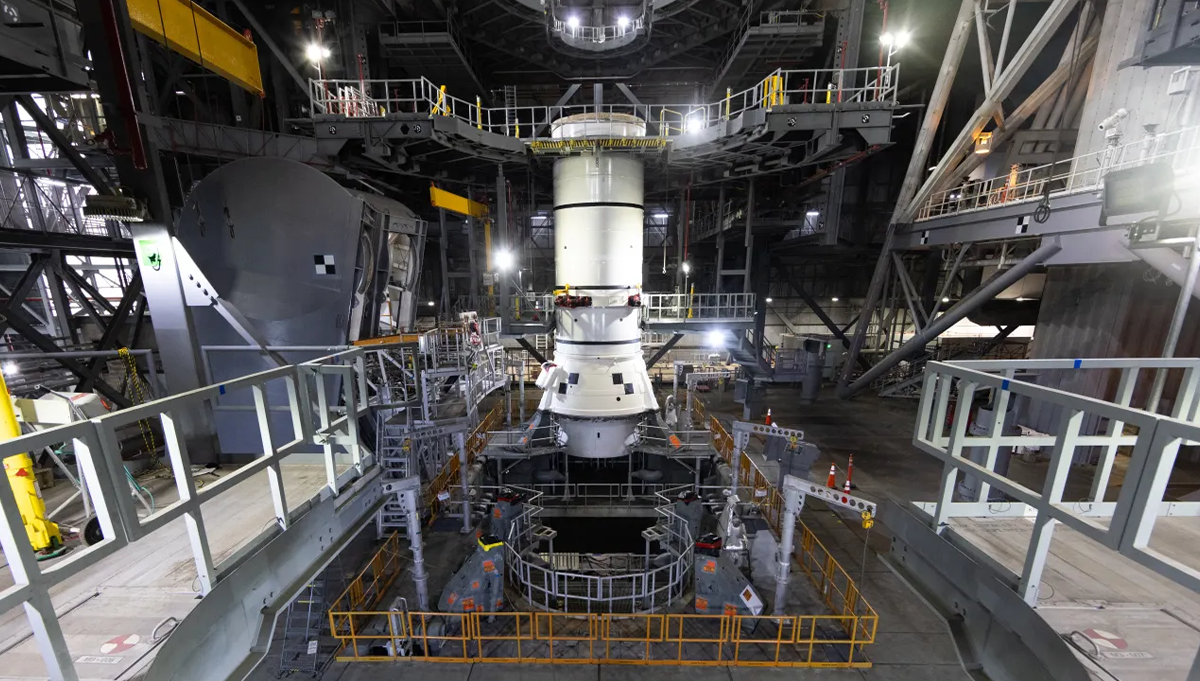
840 239 1062 398
901 0 1081 222
515 336 548 366
226 0 308 94
775 263 871 371
840 0 975 389
646 333 684 369
1 310 131 407
14 96 114 196
533 84 580 138
76 273 144 392
0 256 48 339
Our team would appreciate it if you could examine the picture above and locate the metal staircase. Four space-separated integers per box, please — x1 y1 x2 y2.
277 570 340 677
376 417 413 534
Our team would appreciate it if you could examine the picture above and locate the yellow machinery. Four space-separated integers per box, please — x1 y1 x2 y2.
0 373 62 554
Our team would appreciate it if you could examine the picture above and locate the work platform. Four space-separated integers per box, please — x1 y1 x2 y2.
303 65 898 181
895 357 1200 680
894 124 1200 251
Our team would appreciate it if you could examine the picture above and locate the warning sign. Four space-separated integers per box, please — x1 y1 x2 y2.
100 634 140 655
702 560 716 573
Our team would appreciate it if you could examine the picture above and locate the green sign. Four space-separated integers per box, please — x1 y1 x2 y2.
137 239 162 271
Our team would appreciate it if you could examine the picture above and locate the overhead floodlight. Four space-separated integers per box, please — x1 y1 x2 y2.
880 32 894 46
765 297 773 303
652 211 669 220
685 114 703 133
942 296 950 303
705 330 725 347
806 210 820 217
894 30 911 48
494 249 515 271
617 15 630 28
84 194 148 222
567 15 580 28
427 301 436 307
305 43 331 62
1 362 17 376
831 297 839 302
681 261 691 274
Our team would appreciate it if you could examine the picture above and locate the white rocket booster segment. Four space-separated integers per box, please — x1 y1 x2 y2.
535 114 660 459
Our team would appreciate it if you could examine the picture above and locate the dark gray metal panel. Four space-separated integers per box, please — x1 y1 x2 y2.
881 501 1091 681
895 193 1105 249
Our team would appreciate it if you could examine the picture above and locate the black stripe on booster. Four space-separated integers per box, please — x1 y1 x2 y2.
553 201 644 211
555 338 641 346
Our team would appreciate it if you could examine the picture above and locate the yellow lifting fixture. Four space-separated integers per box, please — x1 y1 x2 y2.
127 0 265 96
0 373 64 557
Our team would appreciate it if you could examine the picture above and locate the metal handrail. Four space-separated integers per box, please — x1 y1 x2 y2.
307 65 899 138
916 125 1200 221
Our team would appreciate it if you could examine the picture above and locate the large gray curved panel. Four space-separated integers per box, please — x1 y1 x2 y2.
175 158 407 456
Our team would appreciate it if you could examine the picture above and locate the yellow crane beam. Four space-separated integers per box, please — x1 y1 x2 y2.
127 0 265 96
430 186 488 219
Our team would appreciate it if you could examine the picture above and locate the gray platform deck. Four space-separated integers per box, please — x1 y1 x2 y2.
0 463 328 679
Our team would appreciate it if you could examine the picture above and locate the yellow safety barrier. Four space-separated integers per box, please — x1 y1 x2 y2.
328 608 873 666
426 404 502 523
332 400 877 667
127 0 264 95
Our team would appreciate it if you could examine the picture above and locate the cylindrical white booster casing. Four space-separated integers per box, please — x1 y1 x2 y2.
536 121 658 458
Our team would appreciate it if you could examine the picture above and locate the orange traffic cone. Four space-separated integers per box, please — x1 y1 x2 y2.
765 409 772 425
825 464 837 488
844 455 855 492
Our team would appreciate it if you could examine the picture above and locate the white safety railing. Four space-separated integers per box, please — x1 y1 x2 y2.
914 357 1200 605
550 14 646 44
0 347 379 680
503 486 694 613
642 292 756 323
916 125 1200 221
308 65 898 138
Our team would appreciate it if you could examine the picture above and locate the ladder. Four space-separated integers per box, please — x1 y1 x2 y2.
277 577 331 676
503 85 517 136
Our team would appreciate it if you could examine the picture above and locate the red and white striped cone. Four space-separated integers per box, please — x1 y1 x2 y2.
844 455 855 491
765 409 772 426
825 464 837 488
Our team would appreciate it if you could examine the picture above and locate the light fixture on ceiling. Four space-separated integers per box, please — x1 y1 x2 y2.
567 15 580 28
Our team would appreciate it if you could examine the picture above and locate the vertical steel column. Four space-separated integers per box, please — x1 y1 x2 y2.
840 0 976 388
396 476 429 609
439 209 451 314
456 431 471 533
714 183 726 294
742 179 755 293
775 475 804 616
1149 235 1200 412
497 166 510 323
466 216 480 312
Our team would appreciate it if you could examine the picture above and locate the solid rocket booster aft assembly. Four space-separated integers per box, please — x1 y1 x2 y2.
535 114 659 458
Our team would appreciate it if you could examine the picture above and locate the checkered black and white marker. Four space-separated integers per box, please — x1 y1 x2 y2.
314 254 336 275
919 230 930 245
1016 215 1031 234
